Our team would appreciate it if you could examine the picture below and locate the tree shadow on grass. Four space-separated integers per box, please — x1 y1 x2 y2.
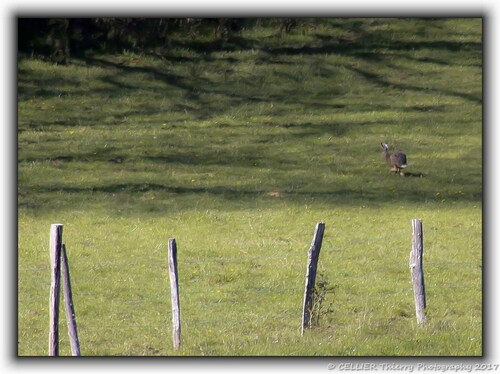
18 19 482 214
343 64 481 105
19 177 482 215
19 19 481 125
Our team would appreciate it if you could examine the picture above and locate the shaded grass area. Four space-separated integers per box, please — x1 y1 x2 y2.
18 18 482 214
18 18 482 356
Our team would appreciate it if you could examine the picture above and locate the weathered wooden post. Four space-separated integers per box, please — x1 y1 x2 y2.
409 219 427 325
301 222 326 336
167 238 181 351
49 223 63 356
61 244 81 356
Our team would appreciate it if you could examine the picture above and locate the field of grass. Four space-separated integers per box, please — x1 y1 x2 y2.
18 18 482 356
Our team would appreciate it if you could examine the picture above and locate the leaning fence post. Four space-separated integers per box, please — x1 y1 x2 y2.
409 219 427 325
301 222 326 336
61 244 81 356
49 223 63 356
167 238 181 351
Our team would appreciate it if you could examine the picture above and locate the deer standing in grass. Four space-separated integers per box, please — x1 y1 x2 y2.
381 143 407 176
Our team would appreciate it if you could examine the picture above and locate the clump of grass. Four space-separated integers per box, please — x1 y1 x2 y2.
310 272 337 328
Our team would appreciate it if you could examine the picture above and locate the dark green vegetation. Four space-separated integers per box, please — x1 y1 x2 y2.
18 18 482 356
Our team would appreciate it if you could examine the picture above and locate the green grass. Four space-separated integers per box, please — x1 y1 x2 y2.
18 18 482 356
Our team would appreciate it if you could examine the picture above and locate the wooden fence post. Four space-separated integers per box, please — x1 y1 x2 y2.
301 222 326 336
49 223 63 356
61 244 81 356
409 219 427 325
168 238 181 351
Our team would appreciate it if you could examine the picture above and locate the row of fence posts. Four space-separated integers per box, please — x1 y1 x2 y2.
47 219 426 355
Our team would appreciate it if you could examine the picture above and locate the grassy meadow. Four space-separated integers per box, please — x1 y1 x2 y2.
17 18 482 356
